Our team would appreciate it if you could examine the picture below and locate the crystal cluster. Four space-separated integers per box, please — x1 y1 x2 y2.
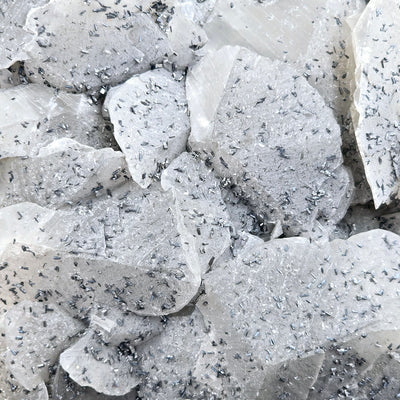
1 0 400 399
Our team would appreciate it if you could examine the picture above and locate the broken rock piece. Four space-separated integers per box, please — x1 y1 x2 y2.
0 0 48 69
0 84 116 159
60 329 140 396
104 69 189 188
352 0 400 207
197 230 400 396
187 46 352 236
0 139 128 208
161 152 231 273
24 0 171 92
4 301 82 391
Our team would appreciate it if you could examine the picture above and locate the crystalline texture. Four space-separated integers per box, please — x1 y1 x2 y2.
24 0 171 92
0 84 116 159
187 46 352 236
352 0 400 207
104 69 189 188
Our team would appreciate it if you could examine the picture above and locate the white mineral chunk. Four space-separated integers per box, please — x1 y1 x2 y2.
4 301 82 391
104 69 189 188
161 152 231 273
310 330 400 398
52 366 137 400
197 230 400 395
60 330 140 396
0 202 106 256
0 139 128 208
24 0 171 92
0 0 48 69
0 84 116 158
187 46 352 236
352 0 400 207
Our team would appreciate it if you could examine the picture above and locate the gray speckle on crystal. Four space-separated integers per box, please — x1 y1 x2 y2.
104 69 189 188
4 301 82 391
161 152 231 273
24 0 171 92
352 0 400 207
0 84 116 159
0 139 128 208
187 46 352 236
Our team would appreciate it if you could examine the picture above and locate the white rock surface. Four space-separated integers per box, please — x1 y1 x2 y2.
0 84 116 159
24 0 171 92
352 0 400 207
4 301 82 391
187 46 352 236
161 153 231 273
0 139 128 208
104 69 189 188
0 0 48 69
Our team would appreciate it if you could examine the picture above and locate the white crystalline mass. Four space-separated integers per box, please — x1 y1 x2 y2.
187 46 352 236
161 152 231 273
104 69 189 188
352 0 400 207
4 301 82 391
24 0 171 92
195 230 400 396
0 202 106 256
0 0 48 69
0 84 116 159
0 139 128 208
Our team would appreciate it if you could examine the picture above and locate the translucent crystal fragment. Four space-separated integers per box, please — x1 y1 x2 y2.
0 139 128 208
59 330 140 396
0 84 116 159
24 0 171 92
187 46 352 236
352 0 400 207
104 69 189 188
0 202 106 256
198 230 400 395
4 301 82 390
161 153 231 273
0 0 48 69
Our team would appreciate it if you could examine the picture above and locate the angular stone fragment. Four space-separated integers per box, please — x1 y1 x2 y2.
4 301 83 391
187 46 352 236
161 153 231 273
0 84 116 159
310 330 400 399
0 139 128 208
352 0 400 207
104 69 189 188
0 0 48 69
24 0 171 92
197 230 400 396
0 202 106 256
52 366 138 400
60 329 140 396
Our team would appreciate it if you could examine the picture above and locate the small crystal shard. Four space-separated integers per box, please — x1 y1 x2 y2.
24 1 171 92
104 69 189 188
352 0 400 207
187 46 352 236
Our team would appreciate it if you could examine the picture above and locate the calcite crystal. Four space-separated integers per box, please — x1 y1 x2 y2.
0 84 116 159
0 139 128 208
104 68 189 188
352 0 400 207
24 0 171 92
187 46 352 236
